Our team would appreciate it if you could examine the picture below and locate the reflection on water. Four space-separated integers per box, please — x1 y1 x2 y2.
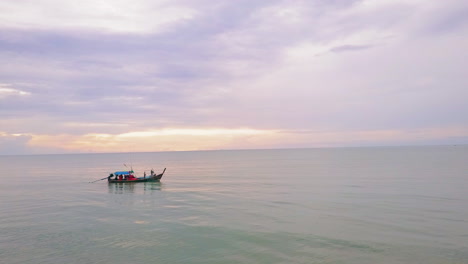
108 182 135 194
144 182 163 191
108 182 163 194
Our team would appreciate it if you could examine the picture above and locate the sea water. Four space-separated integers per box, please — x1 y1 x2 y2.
1 146 467 264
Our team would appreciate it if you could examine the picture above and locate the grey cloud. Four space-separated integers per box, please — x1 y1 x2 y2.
0 133 76 155
421 5 468 35
1 1 290 131
1 0 467 148
329 44 374 53
0 134 32 155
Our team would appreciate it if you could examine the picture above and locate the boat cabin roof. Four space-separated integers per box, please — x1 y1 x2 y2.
114 171 134 175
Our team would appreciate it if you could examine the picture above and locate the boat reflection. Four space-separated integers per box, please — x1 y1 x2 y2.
108 182 163 194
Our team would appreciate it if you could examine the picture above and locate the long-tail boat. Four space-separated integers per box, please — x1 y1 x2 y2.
107 168 166 183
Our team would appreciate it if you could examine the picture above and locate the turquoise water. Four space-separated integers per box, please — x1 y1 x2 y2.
1 146 468 263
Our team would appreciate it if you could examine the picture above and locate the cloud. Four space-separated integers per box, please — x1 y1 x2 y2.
0 88 30 98
0 0 467 154
0 0 196 33
274 127 468 147
329 44 374 53
412 0 468 35
2 125 466 155
27 128 277 153
0 133 32 155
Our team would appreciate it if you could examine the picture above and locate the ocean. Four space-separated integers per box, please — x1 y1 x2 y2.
1 146 467 264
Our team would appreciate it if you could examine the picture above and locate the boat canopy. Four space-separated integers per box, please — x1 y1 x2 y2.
114 171 134 175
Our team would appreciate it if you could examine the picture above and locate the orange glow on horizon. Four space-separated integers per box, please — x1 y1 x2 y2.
27 128 278 152
1 126 466 154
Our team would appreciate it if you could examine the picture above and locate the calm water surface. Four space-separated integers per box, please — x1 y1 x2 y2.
1 146 468 263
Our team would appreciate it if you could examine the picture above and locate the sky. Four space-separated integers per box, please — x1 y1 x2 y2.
1 0 467 154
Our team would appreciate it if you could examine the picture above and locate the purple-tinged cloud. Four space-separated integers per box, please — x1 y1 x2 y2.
0 0 467 154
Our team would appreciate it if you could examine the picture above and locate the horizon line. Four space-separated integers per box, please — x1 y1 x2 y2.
1 143 465 156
